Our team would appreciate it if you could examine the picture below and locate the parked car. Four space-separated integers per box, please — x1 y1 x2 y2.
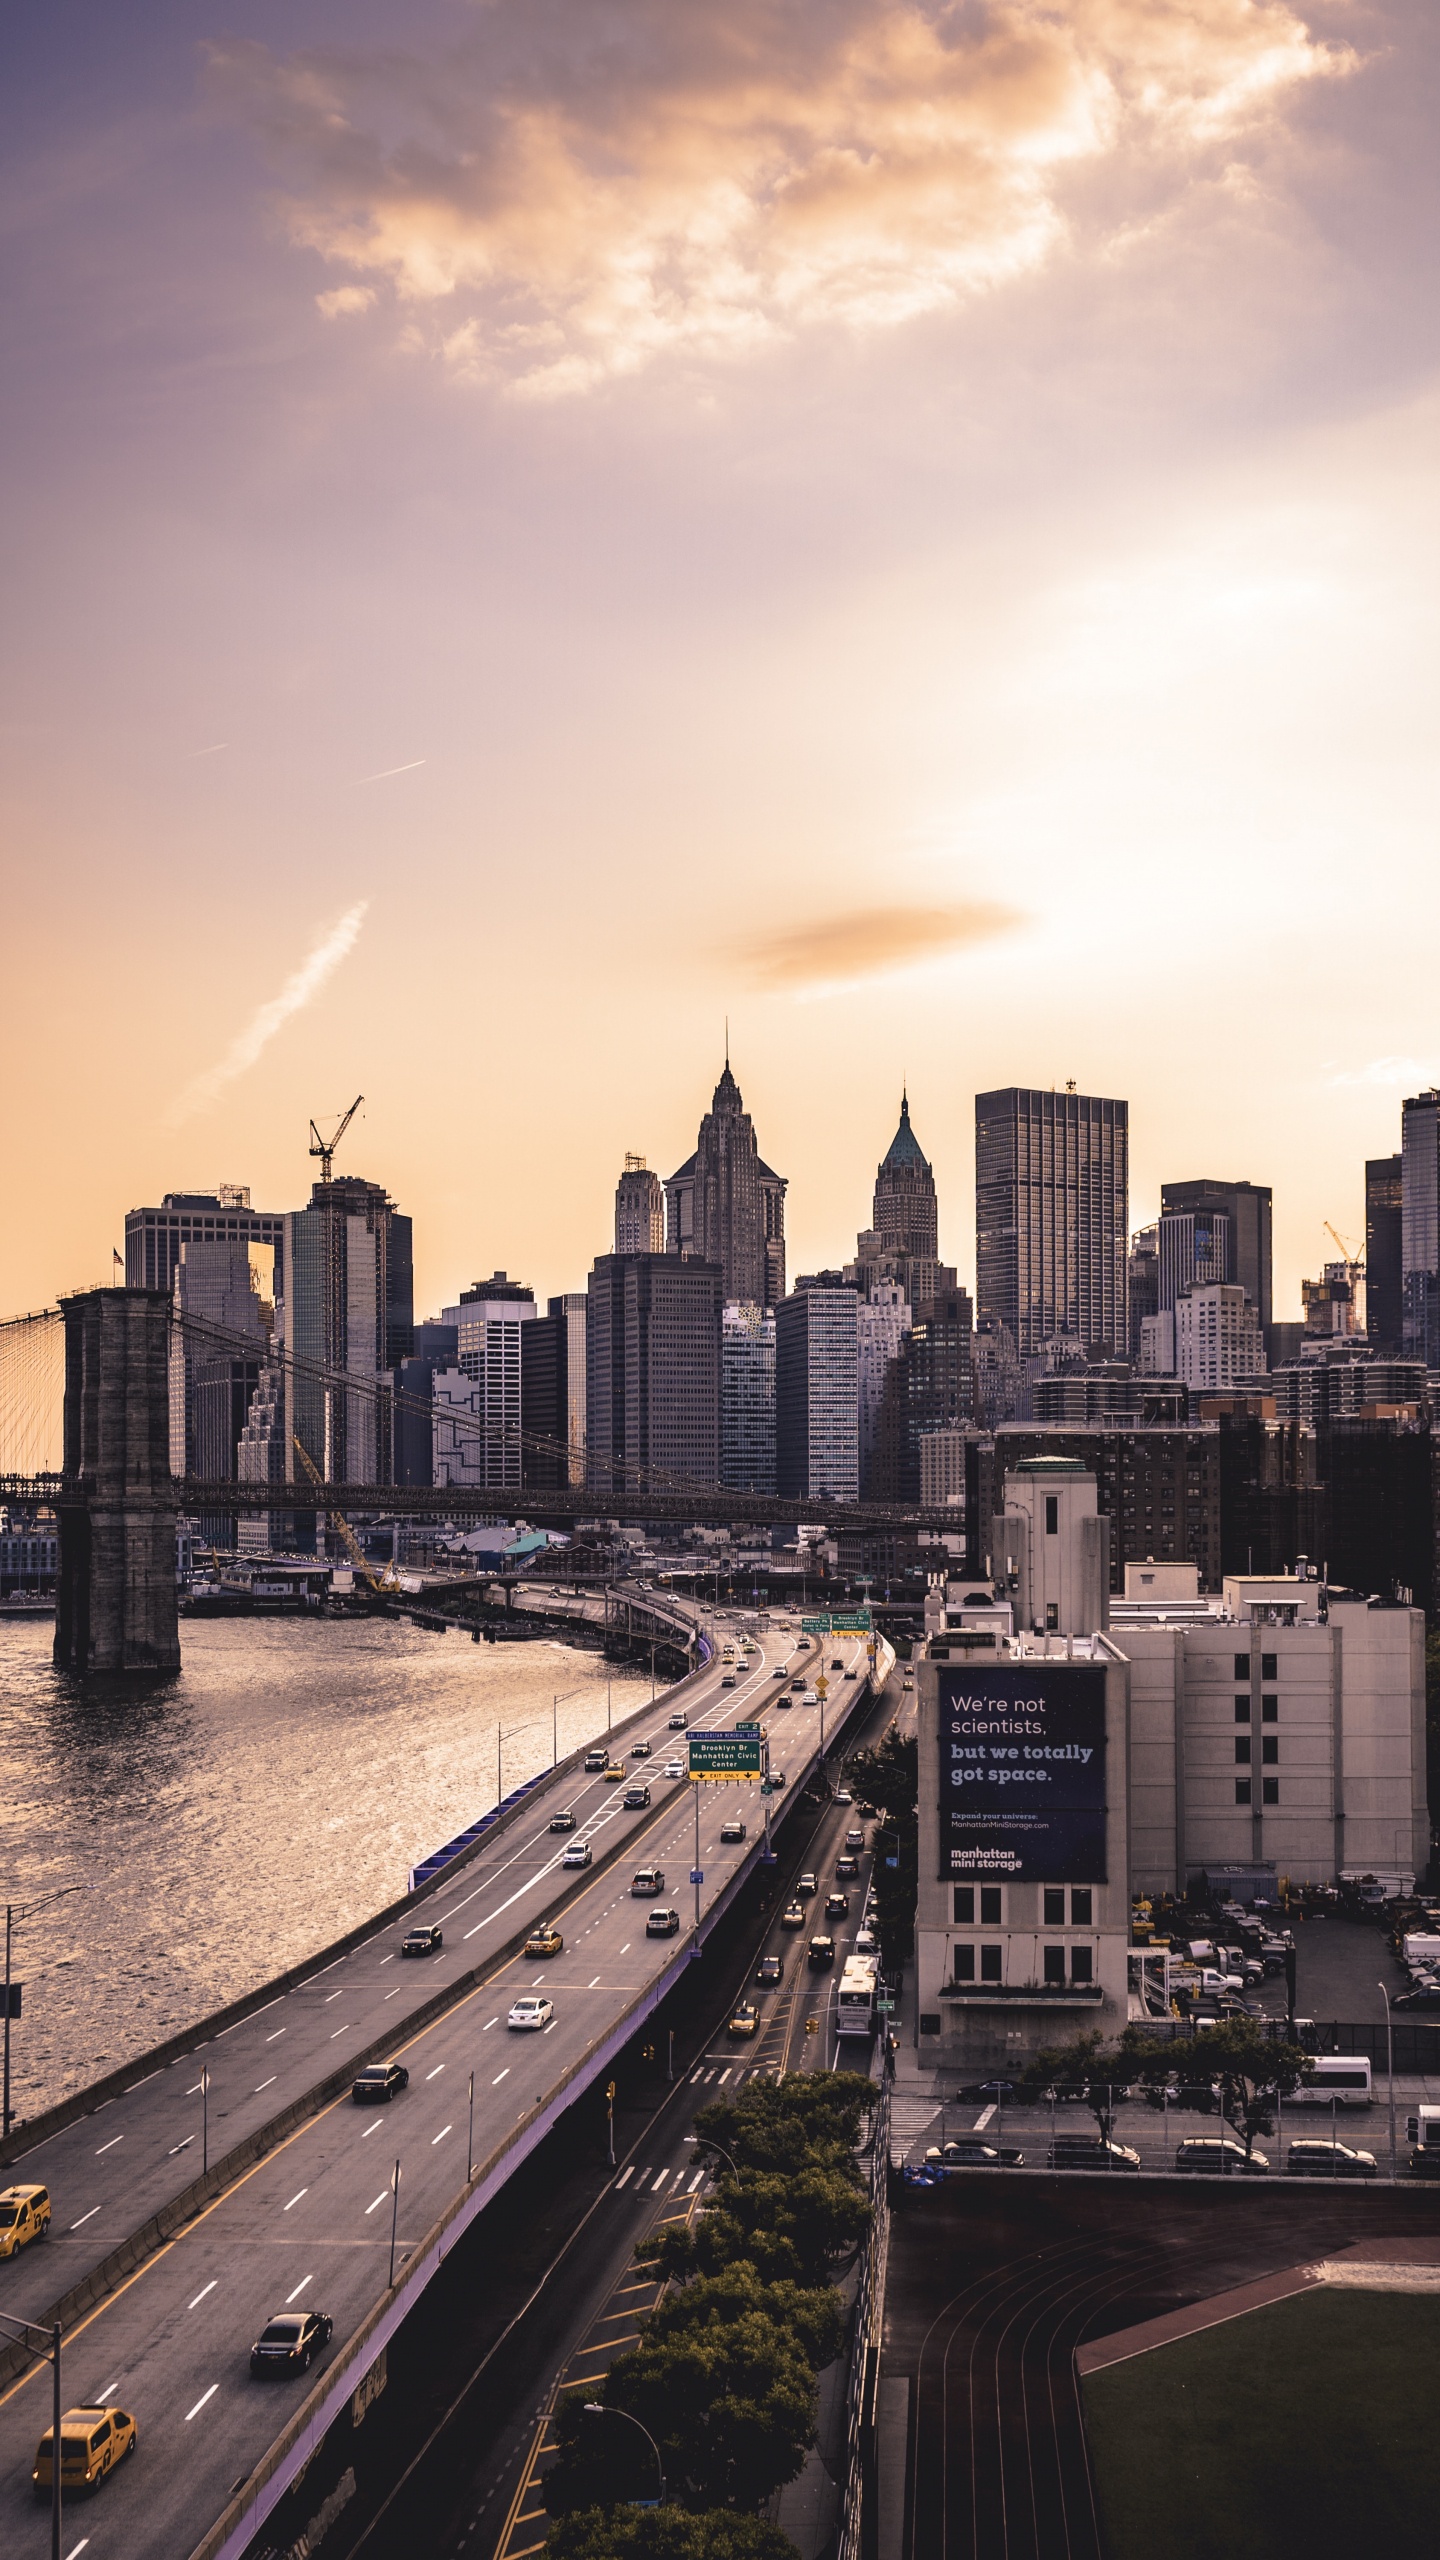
508 1995 554 2031
1286 2139 1377 2178
780 1902 805 1929
808 1936 836 1969
549 1808 577 1832
623 1784 651 1810
561 1841 593 1869
756 1954 784 1985
352 2062 409 2104
0 2184 50 2259
523 1924 564 1958
250 2309 334 2376
855 1927 877 1955
1175 2136 1269 2174
401 1924 442 1957
1049 2136 1141 2172
1393 1983 1440 2011
631 1867 666 1897
924 2139 1024 2170
33 2405 137 2497
646 1907 681 1937
720 1819 747 1844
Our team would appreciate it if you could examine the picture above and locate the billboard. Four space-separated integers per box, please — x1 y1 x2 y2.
938 1662 1107 1883
689 1724 765 1781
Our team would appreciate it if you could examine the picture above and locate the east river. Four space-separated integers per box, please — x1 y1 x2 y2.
0 1615 651 2120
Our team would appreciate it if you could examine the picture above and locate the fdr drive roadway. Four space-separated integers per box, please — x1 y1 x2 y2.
0 1615 885 2560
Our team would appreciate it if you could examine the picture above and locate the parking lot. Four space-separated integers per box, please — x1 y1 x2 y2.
900 2085 1406 2179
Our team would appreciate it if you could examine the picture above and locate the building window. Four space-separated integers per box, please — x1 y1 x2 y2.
980 1886 1003 1924
1262 1737 1278 1765
1235 1736 1251 1764
980 1945 1003 1983
1070 1945 1094 1983
1262 1695 1278 1722
1045 1495 1059 1534
1071 1888 1093 1926
1043 1887 1066 1926
1236 1778 1252 1804
1234 1651 1250 1681
1262 1777 1279 1804
1234 1697 1250 1722
953 1887 975 1924
1043 1946 1066 1984
1261 1652 1278 1681
953 1944 976 1981
1045 1601 1059 1631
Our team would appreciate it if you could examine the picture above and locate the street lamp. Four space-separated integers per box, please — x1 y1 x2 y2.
684 2133 743 2185
1379 1982 1398 2180
0 2312 63 2560
4 1884 96 2137
581 2403 666 2507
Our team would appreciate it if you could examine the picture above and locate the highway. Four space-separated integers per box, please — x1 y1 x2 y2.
0 1603 879 2560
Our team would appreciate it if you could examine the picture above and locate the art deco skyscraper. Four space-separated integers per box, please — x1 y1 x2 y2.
849 1092 954 1306
666 1060 787 1309
614 1155 665 1256
975 1086 1128 1357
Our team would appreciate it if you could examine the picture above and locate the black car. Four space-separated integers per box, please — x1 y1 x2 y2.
924 2139 1025 2170
720 1819 747 1844
352 2062 410 2104
549 1809 577 1832
808 1936 836 1969
756 1954 784 1985
1394 1984 1440 2011
824 1892 848 1920
835 1854 860 1880
250 2309 334 2376
623 1784 651 1810
646 1907 681 1937
401 1925 442 1956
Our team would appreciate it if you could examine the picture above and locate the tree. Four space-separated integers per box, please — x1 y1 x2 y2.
690 2070 875 2178
1017 2031 1125 2142
640 2163 871 2289
640 2265 845 2375
547 2508 797 2560
545 2300 820 2512
845 1732 917 1963
1120 2019 1313 2162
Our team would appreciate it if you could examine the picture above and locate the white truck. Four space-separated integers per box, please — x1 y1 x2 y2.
1406 2104 1440 2178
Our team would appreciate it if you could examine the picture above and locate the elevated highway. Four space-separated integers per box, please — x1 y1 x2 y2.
0 1605 891 2560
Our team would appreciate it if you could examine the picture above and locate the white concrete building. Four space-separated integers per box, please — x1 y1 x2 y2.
1174 1282 1265 1390
919 1425 968 1509
436 1274 535 1489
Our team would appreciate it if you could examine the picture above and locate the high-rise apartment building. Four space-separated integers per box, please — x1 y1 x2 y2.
432 1275 535 1490
522 1294 588 1490
586 1253 723 1495
1157 1208 1230 1313
1366 1154 1403 1355
975 1087 1128 1358
1159 1179 1273 1342
721 1302 776 1495
1174 1282 1266 1390
282 1175 413 1487
1402 1092 1440 1367
666 1061 787 1309
776 1277 859 1504
614 1156 665 1257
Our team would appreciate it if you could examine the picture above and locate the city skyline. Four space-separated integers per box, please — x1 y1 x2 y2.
7 3 1440 1325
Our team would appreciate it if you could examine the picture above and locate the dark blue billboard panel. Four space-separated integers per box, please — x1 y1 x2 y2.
939 1661 1107 1884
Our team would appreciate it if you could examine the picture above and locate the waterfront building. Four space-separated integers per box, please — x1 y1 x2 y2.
775 1276 859 1504
975 1086 1128 1358
586 1252 723 1495
614 1155 665 1257
522 1294 588 1490
1174 1282 1266 1391
394 1319 459 1488
666 1060 787 1309
721 1301 776 1495
1366 1153 1403 1355
168 1237 271 1543
1159 1178 1273 1343
432 1275 535 1491
282 1175 413 1488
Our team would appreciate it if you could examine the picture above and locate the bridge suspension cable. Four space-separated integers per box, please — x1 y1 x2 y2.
0 1308 64 1476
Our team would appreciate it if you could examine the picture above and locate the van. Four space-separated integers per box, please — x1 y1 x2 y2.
1289 2055 1373 2107
33 2405 137 2494
630 1868 665 1897
0 2185 50 2259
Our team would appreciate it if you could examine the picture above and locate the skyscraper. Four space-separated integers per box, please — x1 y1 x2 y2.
586 1253 723 1495
1158 1178 1273 1342
849 1093 955 1307
433 1275 535 1490
1366 1153 1403 1355
522 1294 588 1490
975 1088 1129 1358
666 1061 787 1308
721 1301 776 1495
1157 1207 1230 1313
1401 1092 1440 1365
126 1186 285 1295
168 1237 271 1542
282 1174 413 1487
614 1156 665 1257
776 1277 859 1504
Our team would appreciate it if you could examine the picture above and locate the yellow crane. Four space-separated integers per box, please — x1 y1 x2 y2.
1324 1220 1363 1268
290 1435 401 1594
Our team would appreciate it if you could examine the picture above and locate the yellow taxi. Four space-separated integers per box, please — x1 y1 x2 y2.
523 1924 564 1958
727 2001 759 2038
0 2184 50 2259
34 2405 137 2495
602 1762 626 1783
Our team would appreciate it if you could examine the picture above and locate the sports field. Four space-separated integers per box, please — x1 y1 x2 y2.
1082 2287 1440 2560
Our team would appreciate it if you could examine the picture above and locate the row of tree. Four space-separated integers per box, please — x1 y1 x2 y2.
1018 2018 1318 2160
543 2071 879 2560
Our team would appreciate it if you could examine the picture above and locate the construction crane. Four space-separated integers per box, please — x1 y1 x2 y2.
1324 1221 1364 1269
309 1095 363 1185
291 1434 400 1595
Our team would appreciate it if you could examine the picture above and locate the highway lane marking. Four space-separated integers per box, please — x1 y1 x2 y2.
482 2015 499 2030
493 2068 511 2084
266 2028 286 2042
614 2168 634 2188
717 2068 732 2083
588 1976 601 1988
95 2135 123 2154
974 2104 997 2130
324 1991 344 2004
283 2189 308 2211
432 2125 453 2145
365 2191 390 2214
361 2119 383 2137
126 2070 162 2090
378 1954 393 1966
188 2281 218 2309
185 2384 219 2421
286 2275 313 2303
425 2065 445 2080
384 1988 401 2000
619 1943 631 1954
315 1955 346 1975
690 2068 705 2084
329 2026 351 2040
169 2135 196 2156
64 2537 89 2557
70 2206 101 2229
186 2080 206 2095
687 2170 704 2191
255 2076 277 2094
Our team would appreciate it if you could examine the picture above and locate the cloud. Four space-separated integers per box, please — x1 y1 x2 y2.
208 1 1351 397
738 897 1023 989
1328 1056 1439 1091
166 902 369 1124
316 284 377 319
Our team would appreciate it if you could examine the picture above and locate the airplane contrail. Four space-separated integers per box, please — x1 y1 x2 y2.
165 902 369 1126
188 743 229 757
356 758 426 784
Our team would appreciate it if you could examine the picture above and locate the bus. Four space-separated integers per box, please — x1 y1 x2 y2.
1288 2055 1373 2107
835 1953 880 2038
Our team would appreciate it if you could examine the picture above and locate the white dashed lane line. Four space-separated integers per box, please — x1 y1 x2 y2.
185 2385 218 2422
283 2189 308 2212
95 2136 123 2155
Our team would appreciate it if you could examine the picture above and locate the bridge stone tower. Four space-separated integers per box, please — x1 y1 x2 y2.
54 1288 180 1674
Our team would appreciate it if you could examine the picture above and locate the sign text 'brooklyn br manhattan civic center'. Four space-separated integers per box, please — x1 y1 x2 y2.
939 1662 1107 1885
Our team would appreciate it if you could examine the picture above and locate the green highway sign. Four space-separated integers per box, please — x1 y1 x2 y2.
688 1727 765 1781
801 1610 872 1635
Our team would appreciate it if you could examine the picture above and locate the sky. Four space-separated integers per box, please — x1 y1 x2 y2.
4 0 1440 1325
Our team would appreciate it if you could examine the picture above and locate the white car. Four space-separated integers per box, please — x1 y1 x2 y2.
855 1927 877 1954
508 1995 554 2031
835 1789 853 1805
662 1759 686 1778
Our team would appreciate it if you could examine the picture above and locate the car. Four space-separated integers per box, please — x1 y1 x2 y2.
775 1694 793 1708
352 2062 409 2103
756 1954 784 1985
854 1927 878 1955
835 1854 860 1880
561 1841 593 1869
0 2184 50 2259
662 1758 686 1778
728 2001 760 2037
33 2405 137 2497
797 1873 817 1897
549 1808 577 1832
1393 1983 1440 2010
508 1995 554 2030
769 1770 787 1789
903 1672 914 1690
250 2308 335 2376
790 1677 805 1692
603 1763 626 1783
772 1666 788 1679
808 1936 836 1969
524 1924 564 1957
623 1784 651 1810
584 1748 609 1772
780 1902 806 1929
401 1924 442 1956
721 1673 736 1688
825 1891 849 1919
1286 2139 1378 2178
720 1819 747 1844
1049 2136 1142 2172
802 1691 819 1708
646 1907 681 1937
835 1788 853 1805
631 1740 652 1758
845 1827 865 1849
924 2139 1025 2170
844 1668 859 1679
631 1867 666 1896
1175 2136 1270 2174
831 1656 844 1669
669 1711 689 1728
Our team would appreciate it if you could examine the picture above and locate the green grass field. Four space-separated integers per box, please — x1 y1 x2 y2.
1081 2288 1440 2560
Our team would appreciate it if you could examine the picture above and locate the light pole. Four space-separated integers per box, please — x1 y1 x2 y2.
4 1884 96 2137
1379 1982 1398 2180
684 2133 743 2186
581 2403 666 2507
0 2313 63 2560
